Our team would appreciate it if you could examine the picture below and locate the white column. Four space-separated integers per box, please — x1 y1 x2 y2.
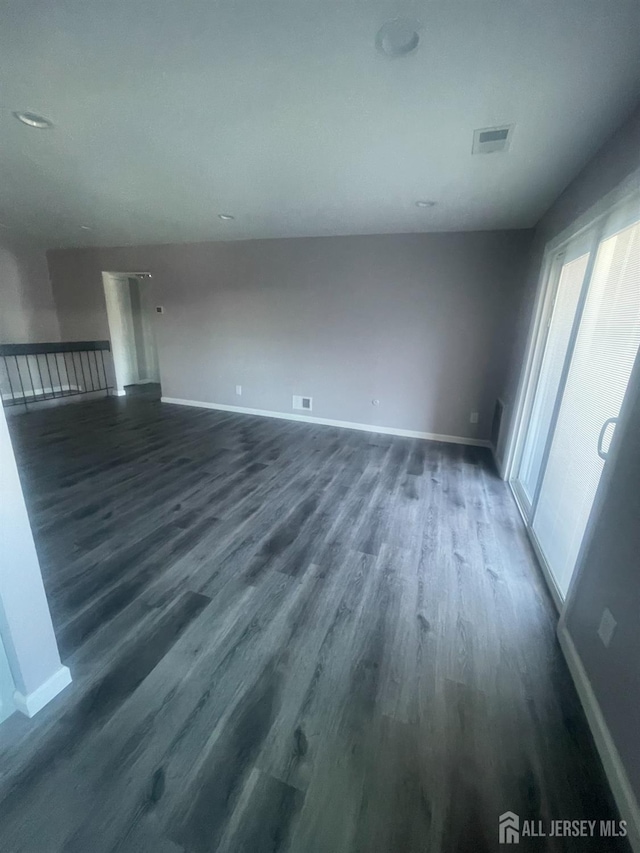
0 405 71 717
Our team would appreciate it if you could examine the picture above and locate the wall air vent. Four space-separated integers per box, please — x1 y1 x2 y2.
293 395 313 412
472 125 513 154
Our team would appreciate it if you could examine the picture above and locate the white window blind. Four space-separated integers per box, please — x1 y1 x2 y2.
533 217 640 597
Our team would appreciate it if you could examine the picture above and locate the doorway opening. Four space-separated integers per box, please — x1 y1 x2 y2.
510 193 640 606
102 272 162 398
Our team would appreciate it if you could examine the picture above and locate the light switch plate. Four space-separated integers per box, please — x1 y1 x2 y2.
597 608 617 648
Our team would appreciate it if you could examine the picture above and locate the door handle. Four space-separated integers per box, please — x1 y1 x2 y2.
597 417 618 460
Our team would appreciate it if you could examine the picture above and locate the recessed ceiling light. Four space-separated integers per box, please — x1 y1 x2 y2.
415 200 436 208
80 225 92 231
376 19 421 57
13 111 54 129
218 214 235 221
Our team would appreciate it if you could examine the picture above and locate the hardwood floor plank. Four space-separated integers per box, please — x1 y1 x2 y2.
0 589 211 852
214 768 305 853
0 397 628 853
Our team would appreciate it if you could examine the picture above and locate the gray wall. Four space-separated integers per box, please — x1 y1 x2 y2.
47 230 532 441
0 240 60 344
0 242 70 718
0 633 15 724
0 402 70 713
565 357 640 799
504 104 640 805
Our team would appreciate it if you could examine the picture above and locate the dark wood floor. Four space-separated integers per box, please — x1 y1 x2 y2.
0 397 626 853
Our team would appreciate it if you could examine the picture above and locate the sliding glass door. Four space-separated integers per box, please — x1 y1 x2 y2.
515 243 591 512
513 199 640 601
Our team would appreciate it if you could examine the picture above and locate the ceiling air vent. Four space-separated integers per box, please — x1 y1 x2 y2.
472 125 513 154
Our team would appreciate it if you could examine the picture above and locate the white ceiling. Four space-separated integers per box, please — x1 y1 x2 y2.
1 0 639 248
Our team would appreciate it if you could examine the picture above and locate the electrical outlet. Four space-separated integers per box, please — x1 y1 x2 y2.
155 306 164 314
470 412 479 424
235 385 242 396
597 608 617 648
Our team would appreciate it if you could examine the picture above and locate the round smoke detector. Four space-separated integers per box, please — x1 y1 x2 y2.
375 19 421 57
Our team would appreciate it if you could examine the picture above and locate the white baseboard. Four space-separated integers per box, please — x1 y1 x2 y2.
113 388 127 397
558 625 640 852
160 397 491 448
13 665 72 719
